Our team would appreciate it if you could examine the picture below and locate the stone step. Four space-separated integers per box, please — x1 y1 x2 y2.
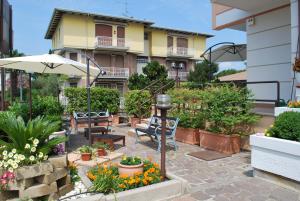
19 182 57 199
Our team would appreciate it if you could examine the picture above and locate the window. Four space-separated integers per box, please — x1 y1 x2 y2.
69 82 78 88
69 53 78 61
144 33 149 40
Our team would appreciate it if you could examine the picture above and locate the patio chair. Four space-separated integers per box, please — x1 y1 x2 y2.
135 115 179 152
73 110 109 133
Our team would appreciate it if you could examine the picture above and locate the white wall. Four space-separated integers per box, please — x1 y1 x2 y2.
246 6 292 102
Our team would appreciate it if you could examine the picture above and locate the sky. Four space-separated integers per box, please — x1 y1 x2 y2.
9 0 246 70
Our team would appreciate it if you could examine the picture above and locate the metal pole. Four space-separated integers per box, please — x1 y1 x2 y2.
1 68 5 110
176 68 179 88
20 71 23 101
160 108 167 179
29 73 32 120
86 57 92 145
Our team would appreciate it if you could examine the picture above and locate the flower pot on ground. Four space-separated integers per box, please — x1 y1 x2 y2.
118 156 143 177
92 142 110 157
251 112 300 182
199 130 241 154
79 145 93 161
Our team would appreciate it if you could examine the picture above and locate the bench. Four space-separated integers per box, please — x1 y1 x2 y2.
73 111 111 133
135 115 179 152
94 134 126 150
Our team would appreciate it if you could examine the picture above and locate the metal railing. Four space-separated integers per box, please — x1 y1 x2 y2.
167 47 193 56
95 36 112 47
168 71 189 81
95 36 127 48
100 67 129 78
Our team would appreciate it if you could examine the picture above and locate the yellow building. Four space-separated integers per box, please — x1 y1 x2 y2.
45 8 212 93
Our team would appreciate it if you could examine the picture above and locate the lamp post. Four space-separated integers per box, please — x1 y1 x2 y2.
156 94 172 179
171 62 184 88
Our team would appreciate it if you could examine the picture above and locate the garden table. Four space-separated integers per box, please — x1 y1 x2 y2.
94 134 126 150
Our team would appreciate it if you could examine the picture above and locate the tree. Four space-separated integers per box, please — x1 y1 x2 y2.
142 61 168 81
32 74 68 97
187 60 218 84
216 69 245 78
128 73 149 90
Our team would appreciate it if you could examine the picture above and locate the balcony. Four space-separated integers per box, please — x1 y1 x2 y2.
168 71 189 81
100 67 130 79
167 47 194 58
95 36 128 51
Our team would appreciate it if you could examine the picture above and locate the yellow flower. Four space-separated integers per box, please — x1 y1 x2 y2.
142 179 148 185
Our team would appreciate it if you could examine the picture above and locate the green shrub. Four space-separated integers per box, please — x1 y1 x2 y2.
266 112 300 142
125 90 151 118
64 87 120 114
170 111 205 129
202 85 259 135
8 102 30 122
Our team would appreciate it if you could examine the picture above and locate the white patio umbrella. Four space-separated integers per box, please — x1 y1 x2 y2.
0 54 100 76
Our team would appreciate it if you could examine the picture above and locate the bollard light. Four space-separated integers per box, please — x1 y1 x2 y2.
156 94 172 109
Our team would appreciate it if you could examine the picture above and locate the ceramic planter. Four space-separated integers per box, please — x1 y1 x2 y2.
81 153 92 161
118 162 144 177
250 134 300 182
199 130 241 154
175 127 200 145
130 117 141 128
97 148 107 157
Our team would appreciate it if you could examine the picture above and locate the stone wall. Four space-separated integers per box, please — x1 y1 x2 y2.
0 154 73 201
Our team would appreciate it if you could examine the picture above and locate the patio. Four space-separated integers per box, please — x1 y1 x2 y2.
67 125 300 201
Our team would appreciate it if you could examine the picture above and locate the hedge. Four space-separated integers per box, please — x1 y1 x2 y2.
64 87 120 114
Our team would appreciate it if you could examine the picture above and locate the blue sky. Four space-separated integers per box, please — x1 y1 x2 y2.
10 0 246 70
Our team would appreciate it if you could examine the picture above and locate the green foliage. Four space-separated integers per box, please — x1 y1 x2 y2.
142 61 168 81
216 69 245 78
124 90 151 118
92 142 110 150
187 61 218 84
0 112 66 155
8 96 63 123
79 145 93 154
120 156 142 166
128 73 149 90
128 61 174 93
32 74 68 97
202 85 259 135
266 112 300 142
173 112 205 129
64 87 120 114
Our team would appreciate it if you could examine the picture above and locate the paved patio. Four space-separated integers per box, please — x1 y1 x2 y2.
68 125 300 201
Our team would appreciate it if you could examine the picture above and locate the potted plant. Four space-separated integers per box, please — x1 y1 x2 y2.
125 90 152 128
79 145 93 161
93 142 110 157
251 112 300 182
118 156 143 177
275 100 300 116
199 85 258 154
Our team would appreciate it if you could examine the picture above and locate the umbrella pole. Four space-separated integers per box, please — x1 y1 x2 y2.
29 73 32 120
1 68 5 110
86 58 92 146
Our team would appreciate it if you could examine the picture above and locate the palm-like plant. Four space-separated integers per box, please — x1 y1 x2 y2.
0 112 66 155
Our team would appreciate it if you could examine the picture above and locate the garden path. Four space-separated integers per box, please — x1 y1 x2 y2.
68 126 300 201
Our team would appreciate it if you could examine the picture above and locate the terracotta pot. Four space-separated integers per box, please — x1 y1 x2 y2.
130 117 141 128
176 127 200 145
97 148 107 157
112 115 120 125
118 162 144 177
81 153 92 161
199 130 241 154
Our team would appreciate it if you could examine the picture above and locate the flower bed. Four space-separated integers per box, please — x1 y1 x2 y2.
86 157 162 194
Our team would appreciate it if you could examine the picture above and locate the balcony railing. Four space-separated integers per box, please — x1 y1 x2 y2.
117 38 125 47
100 67 129 78
95 36 127 48
95 36 112 47
168 71 189 81
167 47 193 57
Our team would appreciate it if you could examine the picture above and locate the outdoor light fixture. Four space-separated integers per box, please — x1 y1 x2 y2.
156 94 172 180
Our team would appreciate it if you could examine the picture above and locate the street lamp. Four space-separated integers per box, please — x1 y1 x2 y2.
171 62 184 87
156 94 172 179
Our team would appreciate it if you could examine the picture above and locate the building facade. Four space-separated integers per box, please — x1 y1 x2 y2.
45 8 212 94
211 0 299 114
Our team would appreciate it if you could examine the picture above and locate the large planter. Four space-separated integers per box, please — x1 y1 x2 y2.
130 117 141 128
118 162 144 177
250 134 300 182
199 130 241 154
81 153 92 161
274 107 300 116
176 127 199 145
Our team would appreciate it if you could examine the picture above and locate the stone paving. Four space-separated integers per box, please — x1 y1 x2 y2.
68 125 300 201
